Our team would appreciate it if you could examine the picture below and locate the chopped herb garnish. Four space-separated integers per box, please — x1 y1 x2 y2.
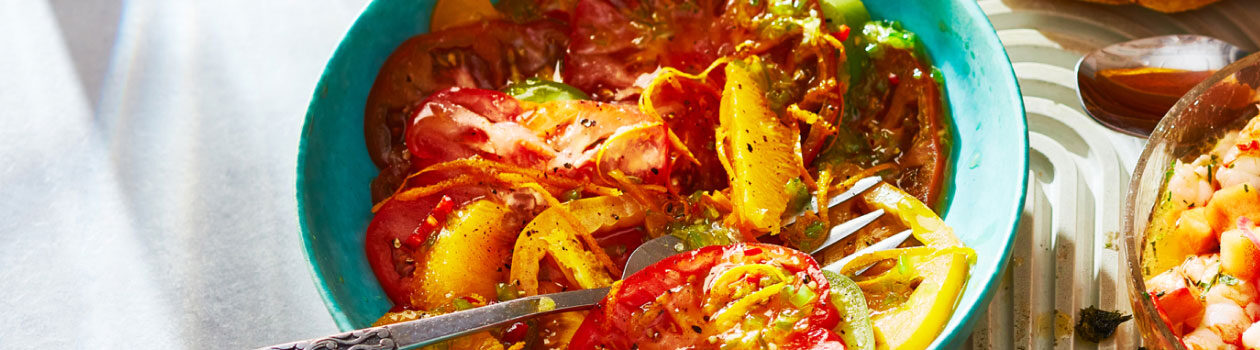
1075 306 1132 343
804 221 826 238
1220 274 1242 286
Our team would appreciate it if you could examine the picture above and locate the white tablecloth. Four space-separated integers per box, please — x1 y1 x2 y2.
1 0 368 347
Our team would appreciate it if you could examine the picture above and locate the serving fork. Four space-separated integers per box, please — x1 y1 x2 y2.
260 176 910 350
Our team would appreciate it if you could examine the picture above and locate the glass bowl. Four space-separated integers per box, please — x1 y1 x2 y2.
1123 52 1260 349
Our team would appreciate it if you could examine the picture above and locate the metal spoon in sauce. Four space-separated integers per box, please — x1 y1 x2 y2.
1076 35 1248 137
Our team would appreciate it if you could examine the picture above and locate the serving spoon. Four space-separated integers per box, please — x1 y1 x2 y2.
1076 34 1247 137
259 176 908 350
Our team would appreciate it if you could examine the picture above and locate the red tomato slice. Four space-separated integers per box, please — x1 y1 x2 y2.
519 100 668 184
593 226 648 270
404 88 557 170
406 93 673 184
564 0 733 100
570 243 843 350
364 19 568 200
643 73 729 192
365 196 438 306
595 122 671 185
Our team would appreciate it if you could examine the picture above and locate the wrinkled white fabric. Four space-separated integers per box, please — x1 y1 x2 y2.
0 0 366 347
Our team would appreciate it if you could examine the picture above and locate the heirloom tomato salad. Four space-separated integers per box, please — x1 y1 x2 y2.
359 0 976 348
1142 113 1260 349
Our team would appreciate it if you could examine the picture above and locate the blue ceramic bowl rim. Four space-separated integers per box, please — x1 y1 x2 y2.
296 0 1028 346
920 4 1027 349
296 1 373 328
936 15 1024 350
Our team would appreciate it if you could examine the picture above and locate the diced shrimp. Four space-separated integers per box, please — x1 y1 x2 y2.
1170 157 1217 209
1184 326 1233 350
1206 278 1260 309
1242 322 1260 349
1214 131 1241 161
1217 156 1260 191
1149 268 1191 292
1249 303 1260 323
1219 115 1260 190
1234 112 1260 152
1181 254 1224 285
1203 302 1252 343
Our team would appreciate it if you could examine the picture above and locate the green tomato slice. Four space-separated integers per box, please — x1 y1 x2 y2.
823 270 876 350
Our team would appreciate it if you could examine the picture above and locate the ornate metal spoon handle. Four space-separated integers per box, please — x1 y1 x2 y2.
258 287 609 350
264 327 397 350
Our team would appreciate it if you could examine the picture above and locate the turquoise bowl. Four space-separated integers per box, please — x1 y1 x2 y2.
296 0 1027 348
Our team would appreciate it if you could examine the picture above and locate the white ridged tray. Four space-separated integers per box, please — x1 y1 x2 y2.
966 0 1260 348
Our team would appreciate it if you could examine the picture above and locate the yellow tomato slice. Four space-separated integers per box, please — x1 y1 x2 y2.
413 200 521 309
861 182 964 248
509 196 645 294
841 247 973 350
429 0 500 32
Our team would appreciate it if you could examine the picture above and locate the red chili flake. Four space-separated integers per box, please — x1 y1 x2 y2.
402 214 441 249
501 322 530 344
1237 140 1260 152
402 233 425 249
888 72 900 85
744 247 763 255
432 195 456 217
831 24 851 42
745 274 761 284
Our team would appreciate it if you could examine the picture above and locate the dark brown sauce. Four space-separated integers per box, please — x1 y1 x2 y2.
1078 67 1215 136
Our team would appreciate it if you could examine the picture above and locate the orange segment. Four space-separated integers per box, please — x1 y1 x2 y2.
720 59 798 234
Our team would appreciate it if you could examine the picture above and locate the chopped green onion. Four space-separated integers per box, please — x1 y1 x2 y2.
863 21 918 51
785 177 812 213
452 298 474 311
782 284 817 308
819 0 870 31
773 316 796 330
561 188 582 202
743 315 767 330
804 221 826 239
768 0 807 17
688 191 705 203
496 282 520 301
537 296 556 312
704 206 721 220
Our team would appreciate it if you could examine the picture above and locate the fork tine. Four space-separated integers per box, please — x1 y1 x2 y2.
782 175 882 226
822 229 913 275
827 176 881 208
807 209 884 255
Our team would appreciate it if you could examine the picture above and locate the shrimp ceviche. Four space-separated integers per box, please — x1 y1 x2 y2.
358 0 975 348
1143 112 1260 349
